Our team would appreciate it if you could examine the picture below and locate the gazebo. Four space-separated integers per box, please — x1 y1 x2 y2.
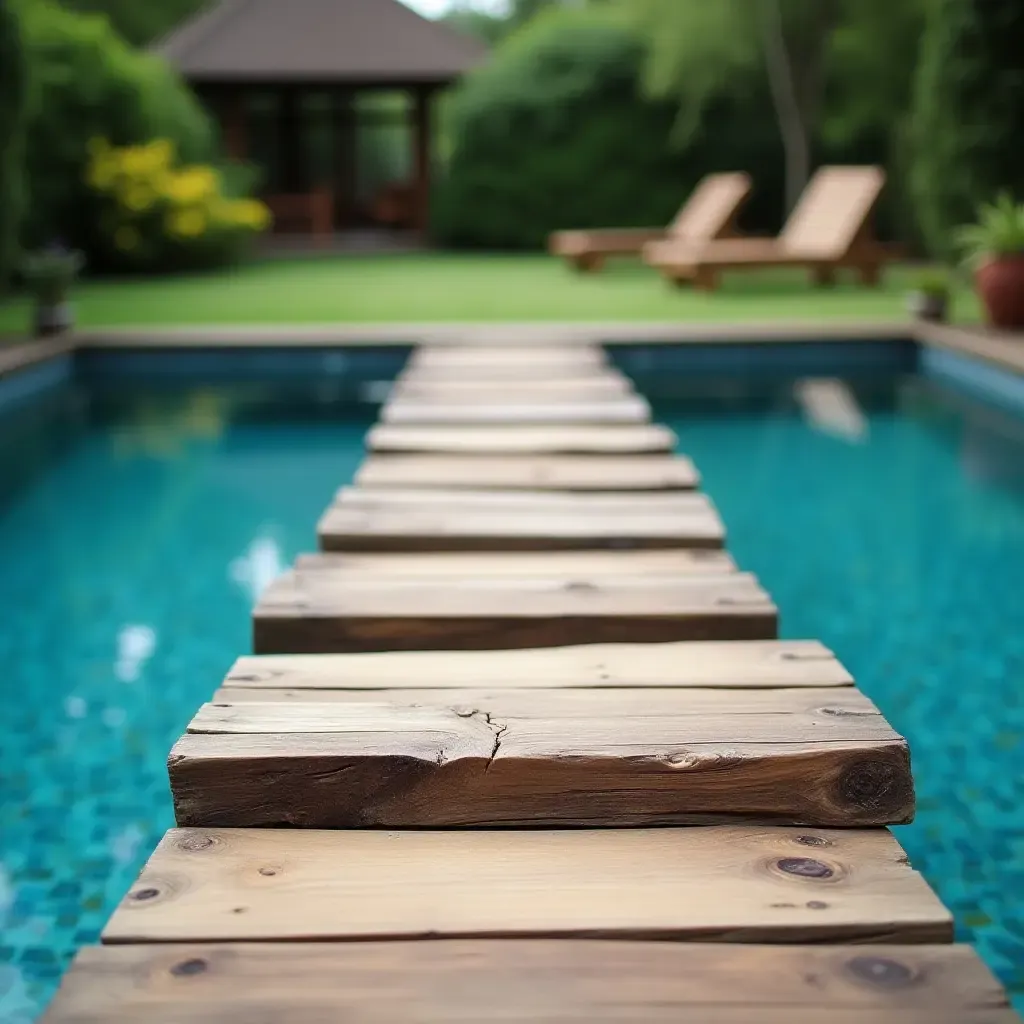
155 0 487 243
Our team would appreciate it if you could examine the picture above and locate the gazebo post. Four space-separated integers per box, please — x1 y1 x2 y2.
221 87 248 160
412 86 433 240
278 86 303 193
333 88 356 229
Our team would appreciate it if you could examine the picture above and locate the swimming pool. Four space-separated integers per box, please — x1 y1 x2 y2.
1 372 1023 1020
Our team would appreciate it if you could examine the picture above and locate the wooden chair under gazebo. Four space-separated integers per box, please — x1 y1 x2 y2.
154 0 486 246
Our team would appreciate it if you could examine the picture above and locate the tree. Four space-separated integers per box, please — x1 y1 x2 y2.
630 0 842 214
0 0 28 288
434 4 785 247
55 0 205 45
909 0 1024 256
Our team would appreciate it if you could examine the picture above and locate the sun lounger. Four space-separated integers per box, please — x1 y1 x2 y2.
549 172 751 272
645 166 888 290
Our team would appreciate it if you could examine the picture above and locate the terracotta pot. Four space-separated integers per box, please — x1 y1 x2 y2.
975 255 1024 330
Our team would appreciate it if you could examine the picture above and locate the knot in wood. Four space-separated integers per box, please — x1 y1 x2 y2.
794 834 832 848
775 857 834 880
176 832 218 853
836 757 909 813
130 887 160 902
845 956 917 990
563 580 597 593
170 958 208 978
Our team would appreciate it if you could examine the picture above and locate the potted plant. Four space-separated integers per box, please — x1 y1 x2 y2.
955 193 1024 330
22 244 84 338
906 268 952 322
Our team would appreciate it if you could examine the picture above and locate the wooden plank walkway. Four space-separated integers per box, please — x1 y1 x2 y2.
357 452 701 490
44 340 1020 1022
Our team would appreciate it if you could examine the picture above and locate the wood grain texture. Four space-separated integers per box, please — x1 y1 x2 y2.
43 941 1014 1024
316 503 725 551
398 364 623 383
253 573 778 652
221 640 853 693
332 486 712 513
408 344 606 368
103 826 951 945
393 376 635 400
294 548 738 577
170 688 914 828
356 454 700 490
381 397 652 426
366 424 677 456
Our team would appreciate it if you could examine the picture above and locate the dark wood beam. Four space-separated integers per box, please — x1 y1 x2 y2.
333 89 356 228
412 87 433 239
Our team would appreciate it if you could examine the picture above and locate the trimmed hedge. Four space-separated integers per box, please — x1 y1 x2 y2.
433 7 784 249
910 0 1024 256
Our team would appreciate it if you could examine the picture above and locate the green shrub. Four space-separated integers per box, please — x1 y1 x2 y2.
85 138 270 272
910 0 1024 257
0 0 28 289
17 0 216 265
433 6 784 249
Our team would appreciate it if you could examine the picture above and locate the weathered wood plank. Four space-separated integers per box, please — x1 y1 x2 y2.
293 548 737 577
102 826 951 944
393 376 635 400
409 344 606 369
43 941 1014 1024
253 573 777 652
317 502 725 551
381 397 652 426
398 364 622 383
170 687 913 828
332 486 712 513
366 424 677 456
357 453 699 490
220 640 853 693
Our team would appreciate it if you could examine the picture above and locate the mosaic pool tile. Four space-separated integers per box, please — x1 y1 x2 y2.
1 375 1023 1019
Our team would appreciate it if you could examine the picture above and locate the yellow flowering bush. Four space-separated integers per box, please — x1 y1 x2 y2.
86 137 271 270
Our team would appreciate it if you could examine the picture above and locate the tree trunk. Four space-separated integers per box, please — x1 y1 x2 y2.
755 0 810 215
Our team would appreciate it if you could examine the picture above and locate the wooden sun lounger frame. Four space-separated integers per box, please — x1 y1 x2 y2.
549 172 751 272
646 165 890 291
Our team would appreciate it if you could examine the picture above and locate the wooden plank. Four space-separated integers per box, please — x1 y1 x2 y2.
171 687 913 828
393 376 635 400
293 549 738 577
381 397 652 426
220 640 854 693
356 454 700 491
102 826 951 945
316 506 725 551
253 573 776 652
409 345 606 369
366 424 677 456
398 364 621 383
411 342 606 358
43 941 1015 1024
332 486 711 513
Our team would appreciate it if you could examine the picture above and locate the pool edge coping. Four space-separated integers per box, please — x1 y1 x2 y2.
2 319 1022 380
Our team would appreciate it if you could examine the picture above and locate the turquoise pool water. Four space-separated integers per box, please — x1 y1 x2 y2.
1 373 1023 1020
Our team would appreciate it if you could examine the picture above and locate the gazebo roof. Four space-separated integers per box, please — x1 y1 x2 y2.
155 0 488 85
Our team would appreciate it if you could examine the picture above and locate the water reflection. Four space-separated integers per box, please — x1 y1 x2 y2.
230 532 286 604
794 378 868 444
114 624 156 683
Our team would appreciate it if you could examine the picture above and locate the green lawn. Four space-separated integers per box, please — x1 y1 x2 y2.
0 253 979 333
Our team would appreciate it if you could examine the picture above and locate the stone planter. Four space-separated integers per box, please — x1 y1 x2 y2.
33 300 74 338
907 291 949 323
